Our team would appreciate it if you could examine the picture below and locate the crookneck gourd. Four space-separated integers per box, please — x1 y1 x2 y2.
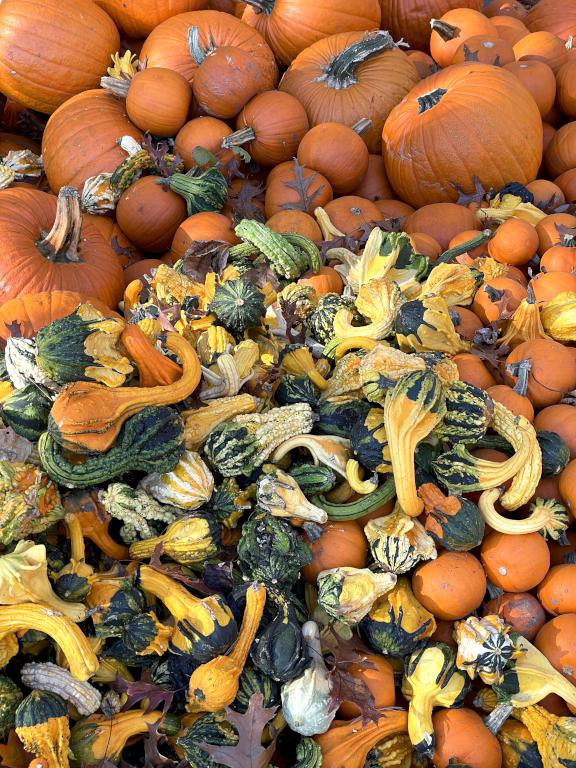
333 278 406 341
317 567 397 624
478 488 568 539
20 662 101 716
129 512 220 565
47 331 200 454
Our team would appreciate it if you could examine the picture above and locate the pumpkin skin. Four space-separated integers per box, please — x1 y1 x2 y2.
491 15 530 45
0 188 124 309
483 592 546 641
480 531 550 592
123 259 164 286
555 168 576 201
472 277 527 324
432 708 503 768
42 90 142 192
95 0 208 37
537 564 576 615
525 0 576 41
560 459 576 516
534 405 576 458
536 212 576 254
266 211 322 240
298 266 344 295
301 521 367 583
409 233 442 261
323 196 382 237
379 0 483 52
297 123 369 196
351 154 394 201
545 121 576 178
429 9 497 69
540 244 576 272
451 35 515 66
486 385 534 422
412 551 487 621
264 161 333 218
382 64 543 209
373 199 415 223
404 203 479 251
0 132 40 156
488 218 539 267
279 30 419 154
338 654 395 719
484 0 526 17
452 353 497 390
241 0 382 66
556 60 576 119
116 177 187 253
407 50 439 79
126 68 192 138
535 614 576 686
175 117 233 170
0 0 120 115
526 179 565 208
171 212 239 261
529 270 576 304
514 31 569 74
451 307 484 341
503 60 556 117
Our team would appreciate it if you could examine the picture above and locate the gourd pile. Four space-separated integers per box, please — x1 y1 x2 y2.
1 0 576 767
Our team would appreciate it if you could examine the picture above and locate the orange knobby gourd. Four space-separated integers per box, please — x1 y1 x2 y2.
126 68 192 138
404 202 480 251
534 404 576 457
297 122 369 196
506 338 576 409
537 564 576 615
301 521 367 583
480 530 550 591
412 551 487 621
432 708 503 768
535 614 576 686
503 60 557 117
483 592 546 640
488 218 540 266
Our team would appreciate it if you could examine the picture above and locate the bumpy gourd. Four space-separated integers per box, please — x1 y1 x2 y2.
0 462 65 545
418 483 485 551
333 279 405 340
364 504 437 574
317 567 397 624
129 513 220 564
1 384 52 441
0 676 22 739
20 663 101 716
455 615 522 686
541 291 576 341
182 394 258 450
421 262 483 307
434 380 494 444
15 691 70 768
395 294 470 355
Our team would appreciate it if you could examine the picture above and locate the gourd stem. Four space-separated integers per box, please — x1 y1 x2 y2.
222 126 257 149
484 703 513 734
242 0 275 13
65 513 86 563
229 582 266 667
437 229 493 263
100 76 130 98
318 31 397 89
36 186 82 263
308 367 329 390
187 26 215 64
352 118 372 136
417 88 448 113
407 692 436 757
430 19 460 41
526 282 536 304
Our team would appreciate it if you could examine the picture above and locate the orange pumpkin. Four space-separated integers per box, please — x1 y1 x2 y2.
535 404 576 458
0 132 40 156
506 338 576 409
481 530 550 592
126 68 192 137
486 384 534 421
549 530 576 566
432 708 503 768
502 61 556 118
536 212 576 254
542 121 557 153
264 160 333 218
556 59 576 118
555 168 576 202
491 14 530 45
453 353 497 389
94 0 208 37
123 259 164 287
175 117 233 170
298 266 344 295
451 306 484 341
451 34 515 66
529 270 576 303
297 123 369 196
525 0 576 42
472 277 528 323
488 218 539 267
351 154 394 201
483 592 546 641
535 614 576 686
559 459 576 516
408 233 442 261
171 212 239 261
429 9 496 68
537 564 576 615
379 0 483 52
116 177 187 253
484 0 526 17
513 30 568 73
323 197 382 237
526 179 565 208
406 50 438 80
412 551 487 621
540 244 576 272
338 654 395 719
0 0 119 114
533 474 561 502
88 215 142 268
373 199 415 223
266 211 322 240
545 121 576 177
301 521 368 583
404 203 480 251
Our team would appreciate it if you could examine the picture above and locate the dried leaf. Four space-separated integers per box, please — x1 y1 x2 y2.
3 320 22 338
141 135 182 178
143 720 177 768
0 427 34 463
200 693 277 768
451 176 486 207
228 182 265 225
114 670 174 714
179 240 230 283
281 158 325 213
148 543 201 589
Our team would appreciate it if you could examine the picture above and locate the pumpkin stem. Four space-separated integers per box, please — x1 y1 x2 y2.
417 88 448 113
508 358 531 397
242 0 275 13
36 186 83 263
318 30 397 89
352 118 372 136
187 26 216 65
100 76 130 98
221 125 257 150
437 229 493 263
526 283 536 304
430 19 460 41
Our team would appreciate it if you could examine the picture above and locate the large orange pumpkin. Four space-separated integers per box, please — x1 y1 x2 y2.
95 0 208 37
505 338 576 409
382 63 542 208
42 90 142 193
0 187 123 308
503 60 556 118
175 117 233 170
556 60 576 119
545 121 576 177
0 0 119 114
241 0 381 65
279 30 419 154
535 615 576 686
412 551 487 621
513 31 569 74
525 0 576 41
404 202 480 251
480 531 550 592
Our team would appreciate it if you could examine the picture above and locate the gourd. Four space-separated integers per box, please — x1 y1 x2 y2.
509 705 576 768
187 582 267 712
20 663 101 717
1 385 52 441
281 621 337 736
99 482 178 546
134 565 238 661
359 577 436 657
287 464 337 496
402 643 469 756
63 490 129 561
364 504 437 574
256 468 327 526
395 294 470 355
418 483 485 551
140 450 214 510
480 488 568 539
383 370 447 517
233 220 320 280
120 324 182 387
250 590 308 682
47 331 200 454
333 279 406 341
0 677 22 739
208 279 266 335
537 429 571 477
183 394 259 450
496 718 542 768
38 406 184 488
307 293 356 345
455 614 522 686
313 477 396 521
317 566 398 626
176 711 238 768
434 381 494 444
349 407 392 474
234 666 281 713
541 291 576 342
279 345 329 390
129 513 220 565
15 691 70 768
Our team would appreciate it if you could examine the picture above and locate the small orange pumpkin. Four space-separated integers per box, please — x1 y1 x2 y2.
297 122 369 195
535 614 576 685
452 34 515 65
404 202 480 251
116 177 187 253
408 233 442 261
537 564 576 615
373 199 414 223
412 551 487 621
175 116 233 170
323 197 382 237
480 530 550 591
429 9 496 68
301 521 368 583
126 68 192 137
559 459 576 516
525 179 565 208
534 404 576 458
451 307 484 341
529 270 576 302
536 212 576 254
486 384 534 421
491 14 530 45
338 654 395 719
488 218 540 266
432 708 503 768
513 30 568 73
484 592 546 640
555 168 576 202
452 353 497 390
503 60 557 117
298 266 344 295
472 277 528 323
267 211 322 240
351 154 394 201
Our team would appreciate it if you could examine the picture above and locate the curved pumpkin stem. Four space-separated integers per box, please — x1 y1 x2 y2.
352 118 372 136
187 26 216 64
222 126 257 151
430 19 460 41
318 30 397 89
242 0 275 13
36 187 82 263
417 88 448 114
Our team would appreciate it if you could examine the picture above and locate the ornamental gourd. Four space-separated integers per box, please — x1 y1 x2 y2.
15 691 70 768
208 279 266 334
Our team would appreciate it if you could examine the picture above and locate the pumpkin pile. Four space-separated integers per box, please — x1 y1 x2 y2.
0 0 576 767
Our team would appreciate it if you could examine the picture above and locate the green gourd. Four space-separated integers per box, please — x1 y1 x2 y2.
208 279 266 335
287 463 337 495
536 430 570 477
1 384 52 440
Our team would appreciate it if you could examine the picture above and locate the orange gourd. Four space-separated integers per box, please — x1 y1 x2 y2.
301 521 367 583
486 384 534 422
535 614 576 686
429 9 497 68
525 179 565 208
534 405 576 458
116 177 187 253
298 267 344 295
503 60 557 117
351 154 394 201
488 218 539 267
404 203 480 251
559 459 576 516
171 212 239 261
125 68 192 137
175 117 233 170
483 592 546 640
338 653 395 718
480 531 550 592
537 564 576 615
432 708 503 768
315 711 408 768
472 277 528 323
323 197 381 238
452 353 497 389
297 123 369 195
408 233 442 261
412 551 487 621
451 34 515 65
266 211 322 240
120 324 183 387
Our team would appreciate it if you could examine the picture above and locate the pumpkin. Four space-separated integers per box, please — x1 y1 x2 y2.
0 132 40 155
383 64 543 208
542 121 557 153
171 212 239 261
140 10 277 88
241 0 382 66
298 267 343 296
267 211 322 240
174 117 233 170
480 531 550 592
88 216 142 268
429 9 497 68
487 218 540 267
555 168 576 201
526 179 565 209
94 0 208 37
351 154 394 201
42 90 142 192
540 244 576 272
534 405 576 459
536 212 576 254
379 0 482 52
472 277 528 324
514 30 568 73
297 123 369 196
535 614 576 686
264 159 333 218
407 50 439 79
432 708 503 768
452 353 497 390
451 34 515 66
503 61 557 118
279 30 419 154
322 197 381 238
537 564 576 615
484 0 526 17
116 177 187 253
224 90 309 167
505 338 576 408
404 203 480 251
525 0 576 41
301 521 367 583
0 0 119 115
545 121 576 177
123 260 164 287
486 385 534 422
492 14 530 45
559 460 576 515
125 68 192 138
555 60 576 120
338 653 395 719
483 592 546 641
451 307 484 341
412 551 487 621
315 711 408 768
530 271 576 303
0 187 124 309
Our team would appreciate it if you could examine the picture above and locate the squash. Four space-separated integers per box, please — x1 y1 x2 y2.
301 521 367 582
484 592 546 642
497 718 547 768
404 202 480 251
317 567 397 624
432 708 503 768
1 385 52 442
429 9 496 67
338 652 395 719
536 430 570 477
177 711 238 768
452 34 515 65
120 324 182 388
209 279 266 334
395 295 470 356
364 504 436 574
412 551 487 621
488 218 540 267
480 531 550 592
513 30 568 73
0 678 22 740
129 512 219 564
251 591 308 682
267 211 323 241
297 122 369 196
434 381 494 445
418 483 485 552
15 691 70 768
124 68 192 138
307 293 355 344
